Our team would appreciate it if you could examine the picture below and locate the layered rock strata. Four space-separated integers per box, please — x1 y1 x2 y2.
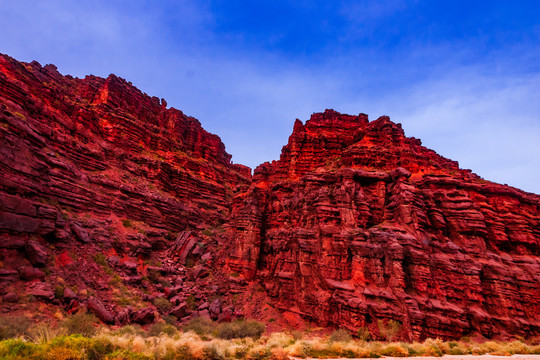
226 109 540 340
0 53 249 324
1 53 539 340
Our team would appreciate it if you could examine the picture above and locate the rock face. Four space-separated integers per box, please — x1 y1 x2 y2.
0 53 249 327
0 54 538 340
225 109 540 340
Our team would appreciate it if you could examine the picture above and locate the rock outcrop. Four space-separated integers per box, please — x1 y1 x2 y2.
225 109 540 340
0 53 249 326
1 54 538 341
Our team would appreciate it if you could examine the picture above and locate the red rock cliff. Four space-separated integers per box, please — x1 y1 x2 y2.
0 53 250 324
225 109 540 340
1 53 539 340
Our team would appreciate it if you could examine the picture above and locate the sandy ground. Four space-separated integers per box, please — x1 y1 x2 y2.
296 356 540 360
350 356 540 360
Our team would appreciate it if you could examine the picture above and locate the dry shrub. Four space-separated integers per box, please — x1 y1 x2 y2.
377 319 401 341
182 317 214 336
148 322 177 337
203 343 225 360
131 335 147 354
286 340 312 358
175 331 205 358
342 342 371 358
479 340 504 354
506 340 531 354
266 332 294 348
247 344 272 360
215 319 265 339
29 323 66 343
0 315 32 340
446 341 469 355
270 347 289 360
328 329 352 342
380 344 409 357
110 324 145 337
62 311 98 337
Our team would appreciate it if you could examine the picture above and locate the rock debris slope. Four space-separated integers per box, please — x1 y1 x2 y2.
1 54 539 340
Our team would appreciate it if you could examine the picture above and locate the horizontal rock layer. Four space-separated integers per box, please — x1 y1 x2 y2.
0 54 538 340
226 110 540 340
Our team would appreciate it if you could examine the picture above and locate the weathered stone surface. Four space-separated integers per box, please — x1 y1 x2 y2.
63 287 77 301
19 267 46 280
0 53 538 341
224 109 540 340
132 308 155 325
209 298 221 318
25 242 48 267
71 224 91 243
0 269 18 282
27 282 54 301
116 306 133 325
3 292 19 302
170 302 189 319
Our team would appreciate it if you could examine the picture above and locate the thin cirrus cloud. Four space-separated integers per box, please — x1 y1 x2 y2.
0 0 539 194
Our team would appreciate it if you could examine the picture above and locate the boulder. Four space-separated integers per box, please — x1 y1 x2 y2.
190 265 209 280
209 298 221 318
116 306 133 325
27 282 54 301
3 292 19 302
71 223 91 243
63 287 77 301
87 297 115 324
25 242 48 267
19 267 45 280
218 308 233 322
170 302 189 319
132 308 155 325
0 269 19 282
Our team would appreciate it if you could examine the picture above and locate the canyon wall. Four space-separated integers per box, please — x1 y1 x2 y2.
226 110 540 340
1 54 539 340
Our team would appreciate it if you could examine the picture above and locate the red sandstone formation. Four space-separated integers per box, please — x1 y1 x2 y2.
0 53 249 325
225 109 540 340
1 53 539 340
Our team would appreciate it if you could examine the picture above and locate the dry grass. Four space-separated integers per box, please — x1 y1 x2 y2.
0 318 539 359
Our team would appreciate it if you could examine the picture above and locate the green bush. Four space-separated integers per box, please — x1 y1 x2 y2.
87 337 116 360
62 311 98 337
153 298 172 313
0 338 37 357
103 349 152 359
215 319 265 339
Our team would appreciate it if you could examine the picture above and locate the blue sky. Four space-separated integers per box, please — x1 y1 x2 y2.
1 1 539 194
